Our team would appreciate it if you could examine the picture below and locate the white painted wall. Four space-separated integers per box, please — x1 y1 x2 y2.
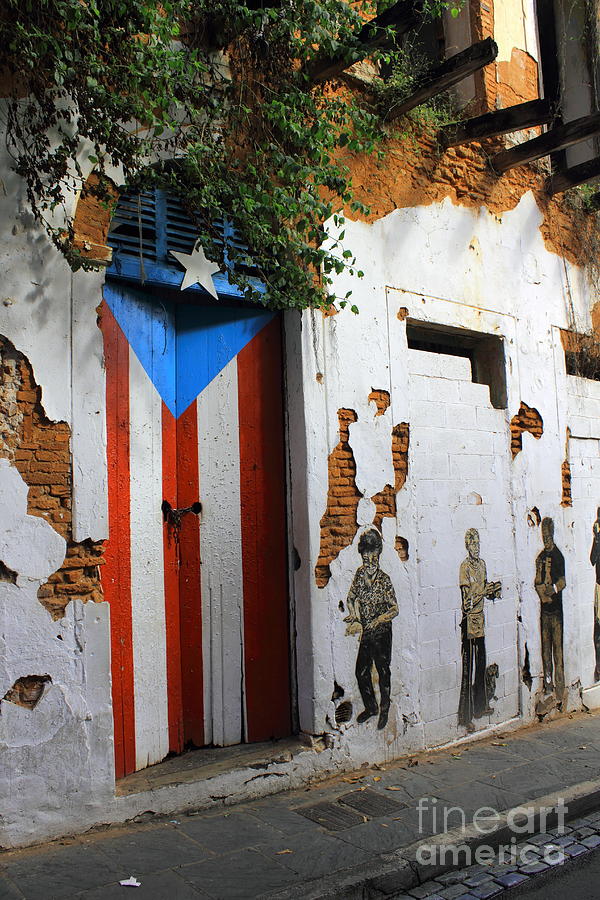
0 90 598 848
0 135 115 848
289 191 597 767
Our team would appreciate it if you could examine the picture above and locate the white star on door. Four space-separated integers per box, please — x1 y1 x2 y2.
170 241 221 298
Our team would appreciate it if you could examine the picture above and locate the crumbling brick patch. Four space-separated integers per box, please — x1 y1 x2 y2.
2 675 51 710
510 402 543 459
395 536 409 561
315 409 362 588
561 459 572 508
469 0 496 113
561 427 572 508
371 423 410 530
0 335 105 619
368 389 390 416
71 173 118 266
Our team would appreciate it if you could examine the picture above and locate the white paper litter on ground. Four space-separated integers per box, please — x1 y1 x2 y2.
119 876 142 887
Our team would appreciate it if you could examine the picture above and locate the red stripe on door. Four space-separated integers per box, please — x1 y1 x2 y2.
162 403 184 754
100 300 136 779
238 316 291 741
177 400 204 747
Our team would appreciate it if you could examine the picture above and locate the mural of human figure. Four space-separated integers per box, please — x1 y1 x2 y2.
457 528 502 733
589 508 600 682
535 517 566 703
343 528 398 730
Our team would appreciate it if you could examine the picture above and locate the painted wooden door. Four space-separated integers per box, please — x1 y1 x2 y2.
100 285 291 779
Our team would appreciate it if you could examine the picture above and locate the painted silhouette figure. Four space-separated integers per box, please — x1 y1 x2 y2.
535 517 566 703
590 508 600 682
457 528 501 732
344 528 398 730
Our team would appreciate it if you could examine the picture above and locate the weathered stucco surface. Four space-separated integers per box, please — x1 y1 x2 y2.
288 190 598 760
1 0 599 850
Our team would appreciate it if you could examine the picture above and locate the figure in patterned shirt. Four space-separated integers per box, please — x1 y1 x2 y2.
344 528 398 730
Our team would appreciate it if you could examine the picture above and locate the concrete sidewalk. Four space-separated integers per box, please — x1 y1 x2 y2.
2 710 600 899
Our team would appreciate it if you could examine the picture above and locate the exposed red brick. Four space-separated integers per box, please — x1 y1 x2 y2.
368 388 390 416
510 401 543 458
371 423 410 530
315 409 362 588
0 335 105 619
71 173 118 266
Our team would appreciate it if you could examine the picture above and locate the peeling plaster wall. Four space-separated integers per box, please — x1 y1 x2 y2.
0 138 114 848
288 191 597 763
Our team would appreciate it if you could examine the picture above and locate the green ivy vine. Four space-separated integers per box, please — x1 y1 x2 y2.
0 0 461 311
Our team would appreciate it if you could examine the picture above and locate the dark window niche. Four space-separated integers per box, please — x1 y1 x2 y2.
406 320 507 409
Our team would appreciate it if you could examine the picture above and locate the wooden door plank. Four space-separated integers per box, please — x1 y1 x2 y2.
238 317 291 742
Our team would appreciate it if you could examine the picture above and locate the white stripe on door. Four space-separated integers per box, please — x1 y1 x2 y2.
129 351 170 769
197 358 246 746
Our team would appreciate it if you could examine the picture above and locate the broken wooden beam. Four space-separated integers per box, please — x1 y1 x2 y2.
546 155 600 195
308 0 420 83
491 112 600 174
439 99 554 149
385 37 498 121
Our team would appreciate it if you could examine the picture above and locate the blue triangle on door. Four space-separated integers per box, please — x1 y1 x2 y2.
104 285 274 418
175 303 274 417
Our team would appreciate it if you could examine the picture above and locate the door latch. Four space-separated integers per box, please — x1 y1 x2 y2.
161 499 202 529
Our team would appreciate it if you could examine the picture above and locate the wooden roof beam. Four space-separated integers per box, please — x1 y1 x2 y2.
439 99 554 149
546 155 600 195
384 37 498 121
308 0 420 83
491 112 600 175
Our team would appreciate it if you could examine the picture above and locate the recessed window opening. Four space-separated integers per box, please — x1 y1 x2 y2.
406 320 507 409
565 348 600 381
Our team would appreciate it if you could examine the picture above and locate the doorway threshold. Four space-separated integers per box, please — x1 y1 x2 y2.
116 738 305 797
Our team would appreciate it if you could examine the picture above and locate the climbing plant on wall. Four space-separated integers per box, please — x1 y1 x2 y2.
0 0 459 310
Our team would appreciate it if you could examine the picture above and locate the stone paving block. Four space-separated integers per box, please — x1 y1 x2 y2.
92 825 212 874
2 844 121 900
525 832 554 845
519 861 549 875
73 869 208 899
0 875 23 899
177 811 282 853
468 884 503 900
262 830 372 879
564 842 589 857
178 848 296 898
494 871 530 888
436 870 471 886
485 863 518 876
460 864 487 878
245 803 322 834
581 834 600 849
439 884 470 900
335 817 415 853
572 826 596 839
551 835 575 847
566 816 595 828
464 872 494 887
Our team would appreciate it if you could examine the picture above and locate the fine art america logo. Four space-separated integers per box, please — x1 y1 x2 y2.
415 797 569 867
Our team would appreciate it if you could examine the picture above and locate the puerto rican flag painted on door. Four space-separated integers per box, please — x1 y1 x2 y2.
100 285 291 779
